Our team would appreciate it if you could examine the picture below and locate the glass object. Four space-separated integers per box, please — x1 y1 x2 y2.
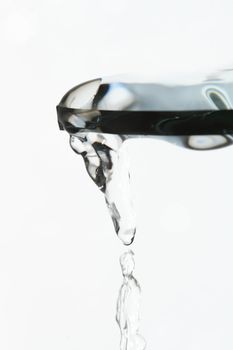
57 70 233 139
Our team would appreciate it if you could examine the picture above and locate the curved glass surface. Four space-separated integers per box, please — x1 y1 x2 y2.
57 70 233 150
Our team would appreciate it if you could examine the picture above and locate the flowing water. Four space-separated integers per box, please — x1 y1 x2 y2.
116 250 146 350
70 132 136 245
69 132 146 348
70 128 233 350
69 129 233 349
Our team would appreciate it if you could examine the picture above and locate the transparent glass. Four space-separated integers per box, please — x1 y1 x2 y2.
56 70 233 349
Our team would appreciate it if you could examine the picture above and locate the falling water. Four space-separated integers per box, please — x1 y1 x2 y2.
69 131 146 348
116 250 146 350
70 132 136 245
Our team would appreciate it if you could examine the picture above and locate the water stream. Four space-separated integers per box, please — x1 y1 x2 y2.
116 250 146 350
70 133 136 246
69 132 146 348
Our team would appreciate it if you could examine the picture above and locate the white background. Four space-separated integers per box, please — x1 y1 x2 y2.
1 0 233 349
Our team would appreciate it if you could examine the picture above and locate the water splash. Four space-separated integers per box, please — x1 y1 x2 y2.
116 250 146 350
70 133 136 245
